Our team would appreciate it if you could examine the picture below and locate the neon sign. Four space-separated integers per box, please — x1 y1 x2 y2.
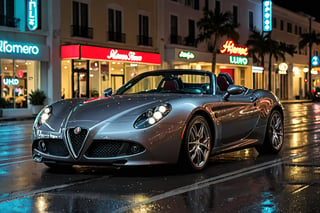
61 45 161 65
0 40 40 55
229 56 248 65
263 0 272 32
178 51 195 60
17 70 24 79
252 66 264 73
279 63 288 74
27 0 38 31
107 49 143 62
220 40 248 56
279 63 288 71
3 78 19 86
312 55 320 66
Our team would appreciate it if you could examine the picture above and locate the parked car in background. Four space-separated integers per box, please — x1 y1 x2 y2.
312 87 320 101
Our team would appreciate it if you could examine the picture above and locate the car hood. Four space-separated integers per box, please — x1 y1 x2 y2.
37 94 201 131
64 95 175 128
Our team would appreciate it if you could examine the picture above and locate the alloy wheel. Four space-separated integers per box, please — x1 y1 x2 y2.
269 111 283 151
187 117 211 169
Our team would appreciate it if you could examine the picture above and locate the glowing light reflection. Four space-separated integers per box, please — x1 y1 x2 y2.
0 197 32 212
291 119 300 125
292 133 299 146
260 192 276 213
35 196 49 213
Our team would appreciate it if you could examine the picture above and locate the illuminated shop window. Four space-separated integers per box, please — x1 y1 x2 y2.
1 59 39 108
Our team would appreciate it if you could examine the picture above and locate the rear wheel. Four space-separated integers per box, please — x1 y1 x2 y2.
179 115 212 171
256 110 284 154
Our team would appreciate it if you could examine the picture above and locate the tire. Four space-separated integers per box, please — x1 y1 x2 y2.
256 110 284 154
179 115 212 171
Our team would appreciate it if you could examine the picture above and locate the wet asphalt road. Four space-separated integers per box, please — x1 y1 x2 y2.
0 102 319 213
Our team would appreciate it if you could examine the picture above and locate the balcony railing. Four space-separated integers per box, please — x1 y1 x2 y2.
0 15 20 28
108 31 126 43
71 25 93 39
170 34 183 45
137 35 152 46
184 36 197 47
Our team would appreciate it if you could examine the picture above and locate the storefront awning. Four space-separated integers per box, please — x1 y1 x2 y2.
61 45 161 65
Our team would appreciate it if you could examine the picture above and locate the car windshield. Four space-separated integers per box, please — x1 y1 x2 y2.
117 71 212 95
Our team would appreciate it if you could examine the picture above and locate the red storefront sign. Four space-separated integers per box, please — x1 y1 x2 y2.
220 40 248 56
61 45 161 65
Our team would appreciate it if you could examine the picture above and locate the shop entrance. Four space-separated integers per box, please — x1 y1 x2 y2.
72 60 89 98
220 68 235 81
111 75 124 93
279 74 288 99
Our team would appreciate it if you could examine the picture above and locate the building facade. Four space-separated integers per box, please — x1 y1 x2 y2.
271 3 320 100
0 0 59 117
59 0 161 99
1 0 320 117
158 0 262 89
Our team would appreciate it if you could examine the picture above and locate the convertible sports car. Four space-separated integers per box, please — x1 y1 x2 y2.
32 69 284 171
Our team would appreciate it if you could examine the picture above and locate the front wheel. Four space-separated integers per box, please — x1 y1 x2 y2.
256 110 284 154
179 115 212 171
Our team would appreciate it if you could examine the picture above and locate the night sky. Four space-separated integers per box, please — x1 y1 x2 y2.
272 0 320 21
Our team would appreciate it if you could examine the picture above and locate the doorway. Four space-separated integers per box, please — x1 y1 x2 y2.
279 74 288 99
111 74 124 93
72 60 89 98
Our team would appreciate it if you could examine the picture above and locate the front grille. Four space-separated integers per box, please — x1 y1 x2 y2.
33 139 69 157
68 128 88 157
85 140 145 158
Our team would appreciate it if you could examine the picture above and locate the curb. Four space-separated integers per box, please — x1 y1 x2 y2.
280 100 312 104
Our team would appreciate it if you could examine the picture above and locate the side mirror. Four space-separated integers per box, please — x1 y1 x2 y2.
103 88 112 97
223 85 245 100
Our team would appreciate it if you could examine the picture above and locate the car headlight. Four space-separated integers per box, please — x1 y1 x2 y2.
37 106 52 126
134 103 171 129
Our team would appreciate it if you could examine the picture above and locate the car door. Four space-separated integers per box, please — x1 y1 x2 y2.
214 88 260 145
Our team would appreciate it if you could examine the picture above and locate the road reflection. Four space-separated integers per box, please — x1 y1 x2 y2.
1 103 320 212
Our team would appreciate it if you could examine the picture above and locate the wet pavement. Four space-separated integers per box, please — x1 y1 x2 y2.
0 102 319 212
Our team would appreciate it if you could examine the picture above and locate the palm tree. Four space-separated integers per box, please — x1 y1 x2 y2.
247 30 296 91
196 9 239 73
279 42 297 56
246 29 270 68
299 30 320 97
266 39 285 91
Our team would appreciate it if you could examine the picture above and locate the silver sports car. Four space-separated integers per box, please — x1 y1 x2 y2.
32 69 284 171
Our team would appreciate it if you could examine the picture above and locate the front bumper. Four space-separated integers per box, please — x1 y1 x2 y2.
32 122 183 166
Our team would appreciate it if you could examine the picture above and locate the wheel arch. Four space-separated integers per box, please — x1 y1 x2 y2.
178 109 215 171
261 104 284 141
181 109 216 146
256 104 285 154
270 105 284 120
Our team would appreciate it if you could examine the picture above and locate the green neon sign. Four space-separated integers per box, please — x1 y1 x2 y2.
27 0 38 31
178 51 195 60
229 56 248 65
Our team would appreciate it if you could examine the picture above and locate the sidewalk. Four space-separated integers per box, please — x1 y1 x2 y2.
280 99 312 104
0 99 312 123
0 114 36 123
